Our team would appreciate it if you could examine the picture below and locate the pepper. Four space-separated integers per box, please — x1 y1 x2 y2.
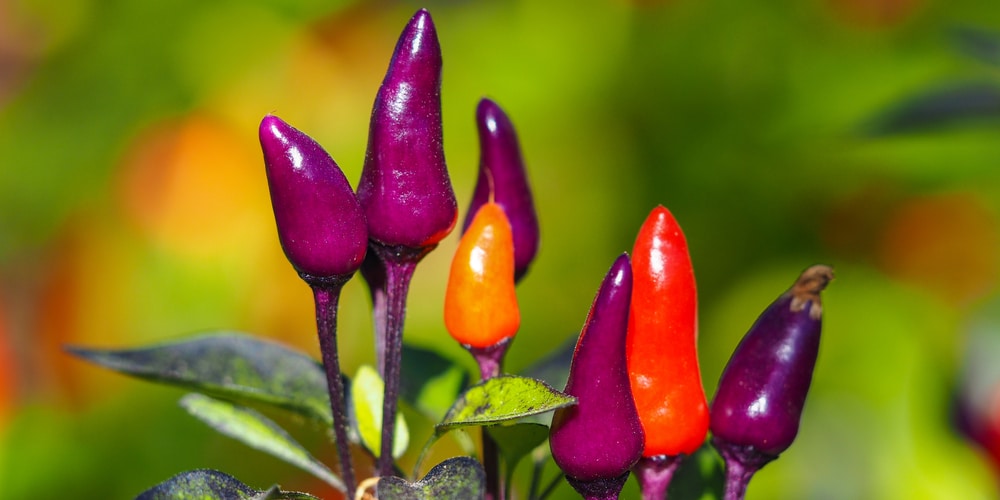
464 98 539 283
357 8 457 251
709 264 834 500
354 9 458 476
444 202 519 369
258 114 367 284
626 205 708 498
258 114 368 493
550 254 645 500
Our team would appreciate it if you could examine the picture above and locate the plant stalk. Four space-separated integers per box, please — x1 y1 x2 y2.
372 244 426 476
312 282 356 495
635 455 682 500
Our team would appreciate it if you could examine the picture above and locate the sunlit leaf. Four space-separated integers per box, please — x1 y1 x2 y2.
400 344 469 421
179 393 343 492
351 365 409 459
66 332 333 425
436 375 575 433
135 469 320 500
377 457 485 500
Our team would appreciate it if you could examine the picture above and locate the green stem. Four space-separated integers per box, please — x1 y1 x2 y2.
311 282 356 495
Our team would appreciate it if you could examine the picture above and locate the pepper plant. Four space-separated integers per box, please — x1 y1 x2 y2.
66 8 832 500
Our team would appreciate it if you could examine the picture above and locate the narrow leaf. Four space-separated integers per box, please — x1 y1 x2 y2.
351 365 409 459
135 469 319 500
179 393 344 492
436 375 576 433
66 332 332 425
377 457 485 499
864 82 1000 136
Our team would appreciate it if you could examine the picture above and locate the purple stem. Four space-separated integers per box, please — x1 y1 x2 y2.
712 438 773 500
312 283 356 494
635 455 682 500
371 243 427 476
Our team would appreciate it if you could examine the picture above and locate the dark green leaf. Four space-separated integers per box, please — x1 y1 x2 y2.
667 445 725 500
135 469 319 500
400 344 469 421
485 423 549 473
953 27 1000 67
864 82 1000 136
66 332 332 425
377 457 485 500
179 393 343 492
436 375 576 433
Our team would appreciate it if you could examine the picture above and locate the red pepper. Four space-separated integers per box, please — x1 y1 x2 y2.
627 205 708 457
444 202 520 350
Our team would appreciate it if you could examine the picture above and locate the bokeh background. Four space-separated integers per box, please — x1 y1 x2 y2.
3 0 1000 498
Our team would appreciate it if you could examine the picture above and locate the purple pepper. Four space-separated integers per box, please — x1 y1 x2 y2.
259 114 367 283
259 114 371 493
710 264 834 500
464 98 539 282
550 254 645 500
355 9 458 476
357 8 458 250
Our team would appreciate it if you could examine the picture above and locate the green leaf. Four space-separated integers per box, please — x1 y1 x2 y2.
377 457 485 500
436 375 576 433
135 469 320 500
351 365 409 459
400 344 469 421
179 393 344 492
486 423 550 473
66 332 332 425
666 444 725 500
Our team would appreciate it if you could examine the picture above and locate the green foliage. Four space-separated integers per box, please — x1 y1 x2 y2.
351 365 409 459
178 393 343 492
377 457 485 500
436 376 576 433
66 333 333 425
135 469 319 500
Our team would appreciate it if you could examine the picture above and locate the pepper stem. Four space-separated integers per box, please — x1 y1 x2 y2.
712 437 774 500
635 455 682 500
371 243 430 476
565 471 631 500
311 281 356 494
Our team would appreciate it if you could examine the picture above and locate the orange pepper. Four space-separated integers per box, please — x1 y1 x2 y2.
444 202 520 348
627 205 709 457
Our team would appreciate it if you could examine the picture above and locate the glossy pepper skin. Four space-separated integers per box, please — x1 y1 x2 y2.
445 202 520 349
258 114 367 283
711 265 834 459
627 205 708 458
550 254 645 499
357 8 457 250
463 98 539 282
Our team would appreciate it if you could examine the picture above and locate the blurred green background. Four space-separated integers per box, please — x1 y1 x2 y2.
3 0 1000 498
